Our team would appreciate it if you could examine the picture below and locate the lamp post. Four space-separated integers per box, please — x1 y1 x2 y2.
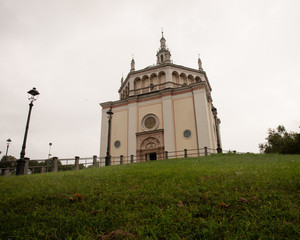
212 107 222 154
105 107 113 166
16 87 40 175
5 138 12 156
48 142 52 159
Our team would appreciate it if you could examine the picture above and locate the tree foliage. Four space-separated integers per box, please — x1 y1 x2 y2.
259 125 300 154
0 155 17 168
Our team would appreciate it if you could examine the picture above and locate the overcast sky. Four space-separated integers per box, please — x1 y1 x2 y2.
0 0 299 160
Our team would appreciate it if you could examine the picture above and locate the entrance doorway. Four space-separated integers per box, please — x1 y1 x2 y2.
136 132 164 162
145 152 157 161
149 152 157 160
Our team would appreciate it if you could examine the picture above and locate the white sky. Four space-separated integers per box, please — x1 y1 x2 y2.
0 0 299 159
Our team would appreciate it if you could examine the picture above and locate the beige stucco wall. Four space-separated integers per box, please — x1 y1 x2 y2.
138 103 163 132
193 88 213 150
173 96 198 153
110 109 128 157
162 95 175 153
128 102 137 157
101 88 219 159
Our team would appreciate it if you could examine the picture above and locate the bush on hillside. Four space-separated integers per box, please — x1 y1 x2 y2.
259 125 300 154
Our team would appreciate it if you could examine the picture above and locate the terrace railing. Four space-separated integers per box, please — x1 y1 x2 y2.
0 147 240 176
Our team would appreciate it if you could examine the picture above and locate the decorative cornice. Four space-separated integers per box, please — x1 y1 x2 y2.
118 62 210 92
136 129 164 136
101 82 207 109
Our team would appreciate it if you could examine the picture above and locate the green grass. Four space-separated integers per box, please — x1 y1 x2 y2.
0 154 299 239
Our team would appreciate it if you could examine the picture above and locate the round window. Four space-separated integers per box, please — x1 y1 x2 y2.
144 116 156 129
114 140 121 148
183 130 192 138
142 114 159 131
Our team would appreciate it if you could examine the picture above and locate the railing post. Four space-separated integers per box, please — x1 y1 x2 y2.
120 155 124 164
184 149 188 158
4 170 10 178
93 155 98 167
24 158 29 175
165 151 168 159
75 156 79 170
52 157 58 172
41 166 45 174
204 147 208 156
130 155 134 163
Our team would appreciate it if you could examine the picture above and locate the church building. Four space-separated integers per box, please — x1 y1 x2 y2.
100 33 222 163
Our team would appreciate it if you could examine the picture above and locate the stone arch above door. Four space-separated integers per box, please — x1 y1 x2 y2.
140 137 161 150
136 129 164 162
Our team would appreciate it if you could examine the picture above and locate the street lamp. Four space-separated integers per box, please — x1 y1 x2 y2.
6 138 12 156
16 87 40 175
105 107 113 166
212 107 222 154
48 142 52 159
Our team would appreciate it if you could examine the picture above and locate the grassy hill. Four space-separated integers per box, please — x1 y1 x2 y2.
0 154 299 239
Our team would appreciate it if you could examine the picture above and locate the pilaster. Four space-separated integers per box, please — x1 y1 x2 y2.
128 102 137 156
162 94 175 153
192 88 213 150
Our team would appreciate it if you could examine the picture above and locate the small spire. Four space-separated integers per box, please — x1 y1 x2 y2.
157 31 171 64
198 54 203 71
160 31 166 49
130 55 135 72
121 74 124 84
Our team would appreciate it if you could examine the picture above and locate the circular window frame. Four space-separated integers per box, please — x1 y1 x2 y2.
183 129 192 139
141 114 159 131
114 140 121 148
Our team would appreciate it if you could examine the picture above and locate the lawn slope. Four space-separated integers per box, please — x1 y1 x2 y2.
0 154 299 239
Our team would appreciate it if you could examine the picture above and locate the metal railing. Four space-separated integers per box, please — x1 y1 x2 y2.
0 147 241 176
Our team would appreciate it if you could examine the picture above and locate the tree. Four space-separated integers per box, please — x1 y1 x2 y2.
259 125 300 154
0 155 17 174
0 155 17 168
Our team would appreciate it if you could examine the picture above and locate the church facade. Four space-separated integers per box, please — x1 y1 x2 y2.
100 33 222 162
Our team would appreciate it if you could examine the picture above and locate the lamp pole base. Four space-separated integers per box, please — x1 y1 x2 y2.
105 156 111 166
16 158 26 175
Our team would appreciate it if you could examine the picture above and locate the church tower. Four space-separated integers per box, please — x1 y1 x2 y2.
100 33 222 163
156 32 171 64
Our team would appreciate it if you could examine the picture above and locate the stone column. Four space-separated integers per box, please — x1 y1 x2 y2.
4 170 11 178
75 156 80 170
24 158 29 175
52 157 58 172
93 155 98 167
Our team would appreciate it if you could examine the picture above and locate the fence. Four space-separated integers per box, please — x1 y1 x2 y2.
0 147 239 177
